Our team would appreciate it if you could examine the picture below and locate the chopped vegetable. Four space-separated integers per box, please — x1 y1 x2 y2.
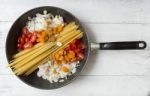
8 10 85 83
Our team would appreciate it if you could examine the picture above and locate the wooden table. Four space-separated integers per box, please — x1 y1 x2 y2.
1 0 150 96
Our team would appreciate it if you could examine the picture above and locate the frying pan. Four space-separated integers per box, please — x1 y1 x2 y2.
6 6 147 89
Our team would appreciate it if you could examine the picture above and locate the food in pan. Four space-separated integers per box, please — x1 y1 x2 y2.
8 10 85 83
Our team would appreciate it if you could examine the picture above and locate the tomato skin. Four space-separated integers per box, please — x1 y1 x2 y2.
74 48 80 53
27 33 32 38
77 53 84 60
17 43 24 49
65 47 70 51
32 32 37 36
23 42 33 49
25 38 30 43
30 35 37 43
79 42 85 49
64 39 86 61
75 39 79 43
20 44 24 49
20 38 25 45
22 27 29 35
70 43 77 50
22 34 26 39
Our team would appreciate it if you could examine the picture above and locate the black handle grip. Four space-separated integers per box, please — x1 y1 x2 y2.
99 41 147 50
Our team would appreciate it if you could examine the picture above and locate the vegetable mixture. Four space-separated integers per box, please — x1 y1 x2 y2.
8 10 85 83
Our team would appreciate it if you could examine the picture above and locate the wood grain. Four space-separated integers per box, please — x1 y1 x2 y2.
1 0 150 96
1 0 150 23
0 75 150 96
0 22 12 48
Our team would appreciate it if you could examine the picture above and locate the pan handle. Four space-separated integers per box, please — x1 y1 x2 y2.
91 41 147 50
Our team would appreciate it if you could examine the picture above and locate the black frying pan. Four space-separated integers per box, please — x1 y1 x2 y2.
6 6 147 89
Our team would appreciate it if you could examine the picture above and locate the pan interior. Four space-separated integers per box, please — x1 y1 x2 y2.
6 6 89 89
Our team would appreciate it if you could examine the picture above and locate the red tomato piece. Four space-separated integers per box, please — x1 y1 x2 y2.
32 32 37 36
18 43 24 49
78 42 85 49
20 38 25 45
75 39 80 45
30 34 37 43
65 47 70 52
22 27 29 35
25 38 30 43
27 33 32 38
77 53 84 60
70 43 77 50
23 42 33 49
74 48 81 53
22 34 26 38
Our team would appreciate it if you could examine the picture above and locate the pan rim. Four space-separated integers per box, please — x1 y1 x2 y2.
6 6 91 89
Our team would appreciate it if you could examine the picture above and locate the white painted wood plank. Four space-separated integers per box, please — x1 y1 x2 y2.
0 22 12 48
1 0 150 23
0 48 12 75
1 0 150 96
0 75 150 96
